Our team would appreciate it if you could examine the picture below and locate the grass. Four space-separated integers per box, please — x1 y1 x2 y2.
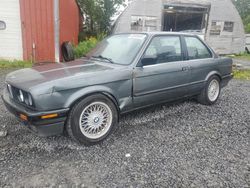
233 69 250 80
228 53 250 61
0 60 32 69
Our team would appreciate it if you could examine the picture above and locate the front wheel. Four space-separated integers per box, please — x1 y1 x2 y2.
197 75 221 105
66 94 118 145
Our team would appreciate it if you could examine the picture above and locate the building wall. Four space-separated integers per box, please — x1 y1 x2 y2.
113 0 245 54
0 0 23 60
114 0 162 33
59 0 80 61
206 0 245 54
20 0 55 62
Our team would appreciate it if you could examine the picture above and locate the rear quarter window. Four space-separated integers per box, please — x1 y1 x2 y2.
185 37 212 60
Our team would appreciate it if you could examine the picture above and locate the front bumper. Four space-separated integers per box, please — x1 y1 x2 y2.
2 90 70 137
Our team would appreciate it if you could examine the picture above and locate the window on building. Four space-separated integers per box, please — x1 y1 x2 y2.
131 16 143 31
210 21 223 35
144 36 182 65
0 21 6 30
185 36 212 60
145 17 157 31
223 21 234 32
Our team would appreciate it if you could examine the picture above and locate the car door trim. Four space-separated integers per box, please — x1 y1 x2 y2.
134 80 205 97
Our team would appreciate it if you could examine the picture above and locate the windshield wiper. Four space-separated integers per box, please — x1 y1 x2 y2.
92 55 115 64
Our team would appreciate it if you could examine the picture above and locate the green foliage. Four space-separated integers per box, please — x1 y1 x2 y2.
0 60 32 69
244 15 250 33
77 0 125 35
233 0 250 33
233 69 250 80
74 37 99 58
245 24 250 33
96 32 107 41
233 0 250 18
233 52 250 61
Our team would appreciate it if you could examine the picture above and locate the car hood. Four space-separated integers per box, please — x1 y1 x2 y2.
5 59 128 95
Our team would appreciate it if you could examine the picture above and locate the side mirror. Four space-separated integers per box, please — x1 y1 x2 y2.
140 55 157 67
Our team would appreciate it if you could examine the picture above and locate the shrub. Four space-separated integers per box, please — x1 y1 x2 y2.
74 37 98 58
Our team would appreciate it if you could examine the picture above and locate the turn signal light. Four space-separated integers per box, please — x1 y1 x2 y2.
41 114 58 119
20 114 28 121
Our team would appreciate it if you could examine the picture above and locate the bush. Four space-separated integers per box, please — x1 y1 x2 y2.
245 23 250 33
74 37 98 58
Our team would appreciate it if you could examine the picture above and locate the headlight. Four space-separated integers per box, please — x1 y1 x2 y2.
24 93 33 106
18 89 33 106
18 90 24 102
7 84 34 107
7 84 13 98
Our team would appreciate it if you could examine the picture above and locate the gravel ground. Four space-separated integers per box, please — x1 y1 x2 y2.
0 69 249 187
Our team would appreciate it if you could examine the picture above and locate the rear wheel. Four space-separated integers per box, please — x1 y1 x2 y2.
66 94 118 145
197 75 221 105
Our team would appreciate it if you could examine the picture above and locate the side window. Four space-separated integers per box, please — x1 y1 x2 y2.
223 21 234 32
144 36 182 65
0 21 6 30
131 16 143 31
185 37 212 60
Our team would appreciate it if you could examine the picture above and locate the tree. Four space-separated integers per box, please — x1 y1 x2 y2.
233 0 250 33
78 0 125 35
233 0 250 18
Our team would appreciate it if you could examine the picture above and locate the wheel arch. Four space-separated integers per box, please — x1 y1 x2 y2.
64 86 120 115
205 71 222 82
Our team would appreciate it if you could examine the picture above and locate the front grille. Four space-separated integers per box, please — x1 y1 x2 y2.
11 86 21 101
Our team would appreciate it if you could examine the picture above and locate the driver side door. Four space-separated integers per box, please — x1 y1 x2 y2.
133 35 191 107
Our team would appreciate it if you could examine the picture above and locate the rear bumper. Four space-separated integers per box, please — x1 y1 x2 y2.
2 91 69 137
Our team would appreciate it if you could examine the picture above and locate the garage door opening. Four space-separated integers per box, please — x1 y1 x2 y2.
163 4 210 33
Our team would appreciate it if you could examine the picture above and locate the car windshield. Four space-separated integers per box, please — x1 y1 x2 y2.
87 34 147 65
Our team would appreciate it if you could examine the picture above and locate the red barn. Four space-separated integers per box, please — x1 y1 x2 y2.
0 0 82 62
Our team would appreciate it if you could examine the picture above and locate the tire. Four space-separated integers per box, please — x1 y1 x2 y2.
61 41 75 62
66 94 118 145
197 75 221 105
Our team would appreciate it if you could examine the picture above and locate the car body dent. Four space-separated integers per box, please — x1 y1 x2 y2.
31 74 133 111
62 82 133 111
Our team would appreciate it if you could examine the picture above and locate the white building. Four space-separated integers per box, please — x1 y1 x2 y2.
0 0 23 60
113 0 245 54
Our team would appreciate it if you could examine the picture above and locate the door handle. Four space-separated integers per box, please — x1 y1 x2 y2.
182 67 189 71
182 66 193 71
